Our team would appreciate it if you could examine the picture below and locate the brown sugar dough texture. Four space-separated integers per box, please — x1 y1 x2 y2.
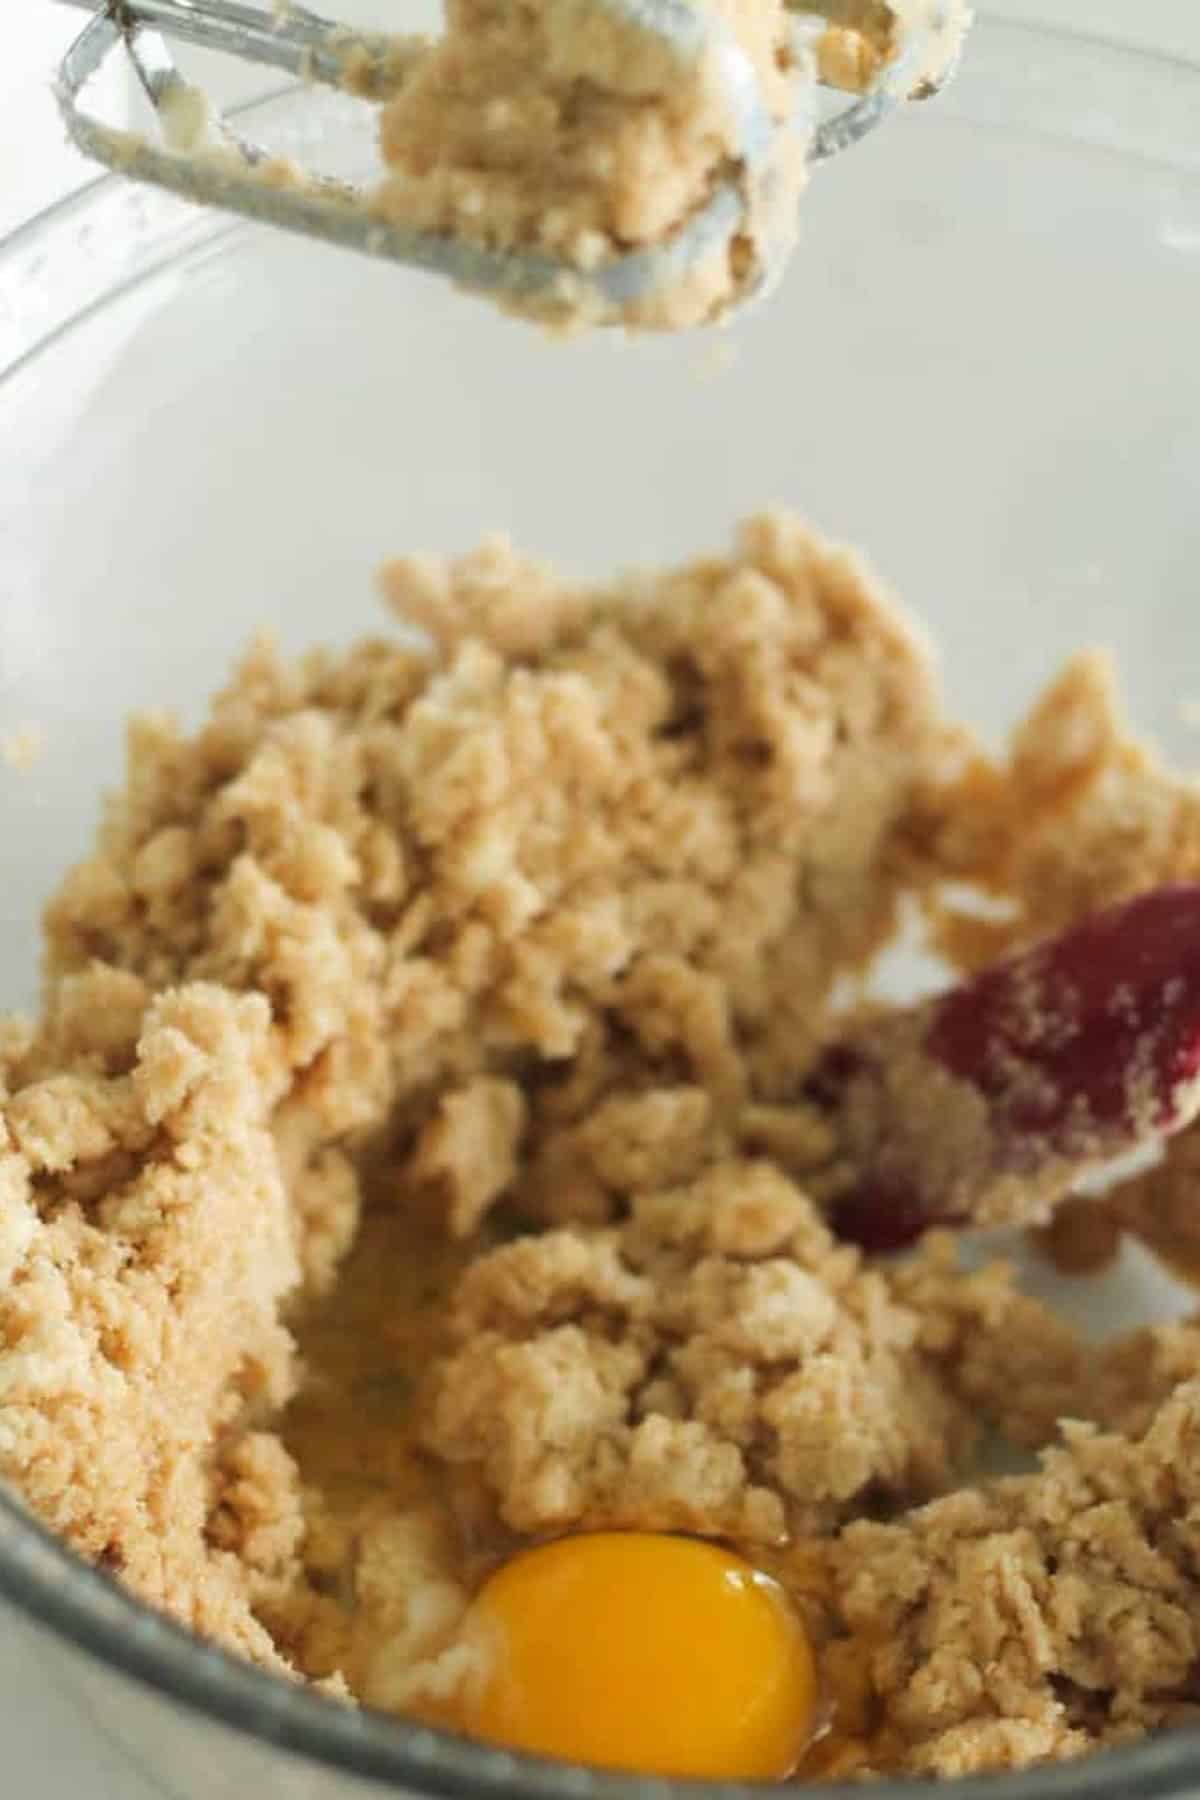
423 1190 1086 1546
2 514 955 1693
371 0 810 328
369 0 973 327
826 1378 1200 1776
4 514 1200 1778
0 978 302 1672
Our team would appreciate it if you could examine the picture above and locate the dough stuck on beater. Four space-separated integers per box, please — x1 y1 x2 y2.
371 0 811 329
56 0 971 331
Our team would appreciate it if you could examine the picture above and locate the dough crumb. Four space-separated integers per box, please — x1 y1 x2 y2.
2 726 45 771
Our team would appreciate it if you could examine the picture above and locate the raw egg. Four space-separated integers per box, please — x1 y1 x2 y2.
448 1531 818 1780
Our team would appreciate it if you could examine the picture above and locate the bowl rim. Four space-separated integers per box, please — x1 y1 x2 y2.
2 1478 1197 1800
3 13 1200 1798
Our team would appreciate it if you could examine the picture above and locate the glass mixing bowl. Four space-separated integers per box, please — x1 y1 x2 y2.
2 14 1200 1799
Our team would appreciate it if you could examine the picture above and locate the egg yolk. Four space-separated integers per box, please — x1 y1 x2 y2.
447 1532 818 1780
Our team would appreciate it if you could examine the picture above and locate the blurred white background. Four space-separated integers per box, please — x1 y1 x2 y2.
6 1 1200 238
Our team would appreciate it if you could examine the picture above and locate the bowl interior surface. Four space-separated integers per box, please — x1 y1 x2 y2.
1 16 1200 1799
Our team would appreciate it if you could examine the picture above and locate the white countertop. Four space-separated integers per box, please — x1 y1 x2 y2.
5 1 1200 1794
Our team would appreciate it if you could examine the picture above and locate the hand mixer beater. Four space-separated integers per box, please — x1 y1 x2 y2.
55 0 970 327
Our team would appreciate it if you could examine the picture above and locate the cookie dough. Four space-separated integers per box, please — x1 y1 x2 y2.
369 0 973 326
3 516 1199 1778
371 0 809 328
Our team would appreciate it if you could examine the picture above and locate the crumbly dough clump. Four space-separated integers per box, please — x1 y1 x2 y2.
369 0 972 328
826 1377 1200 1775
0 979 301 1670
807 1 972 98
372 0 809 329
4 516 1200 1782
424 1184 1082 1546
